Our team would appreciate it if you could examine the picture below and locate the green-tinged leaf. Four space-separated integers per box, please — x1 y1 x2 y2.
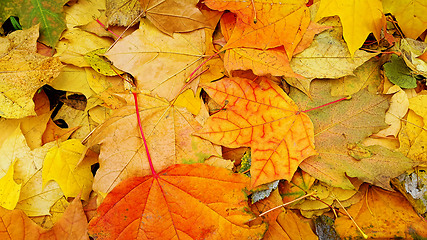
0 0 69 47
290 80 422 190
384 54 417 89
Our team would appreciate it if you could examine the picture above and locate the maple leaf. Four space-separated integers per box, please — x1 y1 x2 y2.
224 47 303 79
87 93 219 193
54 28 114 68
139 0 210 36
290 80 422 190
42 139 95 201
42 118 79 144
105 19 206 101
0 127 64 216
290 16 378 80
205 0 310 58
196 77 317 188
250 189 318 240
0 161 21 210
335 184 427 238
290 180 363 218
383 0 427 40
219 12 303 79
329 57 383 97
0 26 63 119
399 95 427 161
88 164 267 239
0 193 88 239
314 0 383 56
105 0 141 27
0 0 69 47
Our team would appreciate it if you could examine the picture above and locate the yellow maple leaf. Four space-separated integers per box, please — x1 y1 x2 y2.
0 160 21 210
43 139 95 201
383 0 427 40
315 0 383 56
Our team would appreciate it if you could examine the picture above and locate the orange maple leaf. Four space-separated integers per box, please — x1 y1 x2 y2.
196 77 317 188
220 12 303 79
88 163 267 239
205 0 310 58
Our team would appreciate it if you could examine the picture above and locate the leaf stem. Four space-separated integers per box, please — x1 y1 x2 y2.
258 191 316 218
335 197 368 239
131 87 158 177
186 51 222 82
302 96 351 113
95 19 122 39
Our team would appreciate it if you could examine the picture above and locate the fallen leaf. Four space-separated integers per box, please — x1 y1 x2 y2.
399 96 427 161
54 28 114 68
0 49 63 118
398 38 427 78
0 0 68 47
104 0 140 27
383 0 427 40
50 65 95 99
196 77 317 188
105 19 206 101
42 118 79 144
139 0 210 36
250 189 318 240
314 0 383 56
43 139 94 201
0 126 63 216
291 80 421 190
290 180 362 218
64 0 106 29
206 0 310 58
329 57 383 96
335 184 427 239
290 17 378 80
88 93 219 193
375 85 409 137
0 113 50 150
33 88 51 115
0 193 88 240
88 164 267 239
293 21 332 56
30 196 70 229
0 24 38 54
275 210 318 240
279 168 316 204
84 48 124 76
384 54 417 88
219 9 302 79
224 47 303 79
42 192 89 240
85 68 126 110
53 102 93 140
174 88 202 115
0 161 21 210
